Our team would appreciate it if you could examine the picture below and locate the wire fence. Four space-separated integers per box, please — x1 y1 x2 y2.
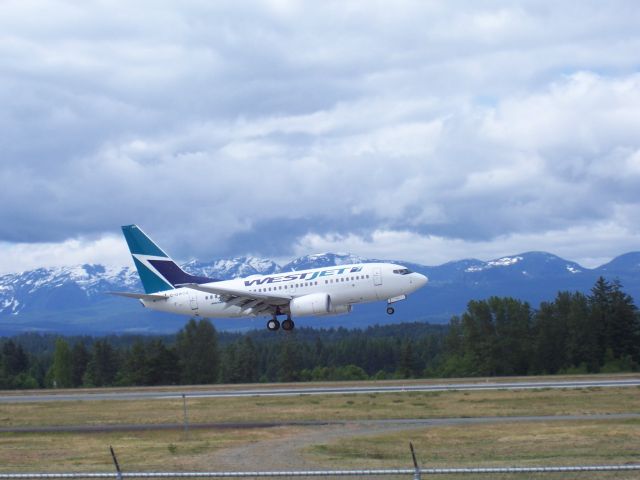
1 465 640 478
2 443 638 479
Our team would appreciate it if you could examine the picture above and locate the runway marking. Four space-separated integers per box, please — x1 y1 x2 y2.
172 379 640 400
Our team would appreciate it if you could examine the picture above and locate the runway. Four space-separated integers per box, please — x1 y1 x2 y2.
1 377 639 403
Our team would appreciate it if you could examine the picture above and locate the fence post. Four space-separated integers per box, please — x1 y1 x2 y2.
183 393 190 440
109 445 123 480
410 442 421 480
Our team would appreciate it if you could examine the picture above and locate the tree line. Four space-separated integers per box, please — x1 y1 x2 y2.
440 277 640 376
0 277 638 389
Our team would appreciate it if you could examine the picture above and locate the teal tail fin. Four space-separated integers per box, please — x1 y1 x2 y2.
122 225 216 293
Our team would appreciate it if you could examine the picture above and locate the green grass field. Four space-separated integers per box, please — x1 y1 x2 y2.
2 386 640 427
0 378 639 475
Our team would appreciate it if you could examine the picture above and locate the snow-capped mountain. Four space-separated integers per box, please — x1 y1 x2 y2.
282 253 365 271
456 252 585 278
0 252 638 335
182 256 281 280
0 265 139 316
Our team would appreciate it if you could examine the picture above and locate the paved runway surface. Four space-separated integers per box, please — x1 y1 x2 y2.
2 413 638 434
1 378 639 403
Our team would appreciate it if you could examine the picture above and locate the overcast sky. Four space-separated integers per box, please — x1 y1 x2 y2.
1 0 639 273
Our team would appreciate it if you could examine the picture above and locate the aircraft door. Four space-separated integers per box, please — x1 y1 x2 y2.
189 291 198 312
373 267 382 286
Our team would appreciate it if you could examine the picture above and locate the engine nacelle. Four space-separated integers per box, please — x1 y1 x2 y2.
289 293 331 317
324 304 352 316
289 294 353 317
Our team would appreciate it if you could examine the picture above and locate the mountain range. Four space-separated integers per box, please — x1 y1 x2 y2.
1 251 639 335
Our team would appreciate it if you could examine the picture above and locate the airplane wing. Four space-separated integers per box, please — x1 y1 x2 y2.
108 291 168 301
177 283 290 314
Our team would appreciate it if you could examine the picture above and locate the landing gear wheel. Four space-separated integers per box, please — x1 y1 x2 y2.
267 318 280 331
282 318 295 331
386 306 395 315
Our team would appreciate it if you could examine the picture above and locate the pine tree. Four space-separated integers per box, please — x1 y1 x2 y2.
398 341 420 378
51 338 73 388
1 340 29 376
490 297 532 375
589 276 613 364
608 280 639 360
146 340 180 385
84 340 118 387
235 336 258 383
532 301 564 374
71 342 90 387
277 336 302 382
122 340 149 386
176 319 220 384
462 299 498 375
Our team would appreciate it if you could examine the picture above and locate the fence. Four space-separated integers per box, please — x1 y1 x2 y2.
1 445 639 479
2 466 640 478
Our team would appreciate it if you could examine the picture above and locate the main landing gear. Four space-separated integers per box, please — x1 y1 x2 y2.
282 318 295 331
267 317 280 331
267 316 295 331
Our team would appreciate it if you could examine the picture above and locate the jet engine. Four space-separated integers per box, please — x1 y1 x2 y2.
325 304 352 316
289 293 331 316
289 293 353 317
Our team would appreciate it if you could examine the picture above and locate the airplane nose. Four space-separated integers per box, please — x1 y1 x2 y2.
415 273 428 288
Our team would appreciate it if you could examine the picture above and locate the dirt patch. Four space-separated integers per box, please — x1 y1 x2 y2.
207 421 420 471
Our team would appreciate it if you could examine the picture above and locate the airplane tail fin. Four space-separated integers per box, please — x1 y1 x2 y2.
122 225 216 293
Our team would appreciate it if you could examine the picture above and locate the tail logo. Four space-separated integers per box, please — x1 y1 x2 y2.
131 254 175 294
122 225 217 294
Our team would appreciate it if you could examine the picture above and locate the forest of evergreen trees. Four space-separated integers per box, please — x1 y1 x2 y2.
0 277 638 389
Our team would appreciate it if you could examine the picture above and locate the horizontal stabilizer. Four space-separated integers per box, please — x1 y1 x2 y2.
108 291 168 301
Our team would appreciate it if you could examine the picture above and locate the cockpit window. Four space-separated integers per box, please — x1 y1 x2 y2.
393 268 412 275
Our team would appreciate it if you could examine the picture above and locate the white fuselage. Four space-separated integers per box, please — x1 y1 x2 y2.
140 262 427 319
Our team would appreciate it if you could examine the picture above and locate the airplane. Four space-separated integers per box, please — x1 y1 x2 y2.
111 225 428 331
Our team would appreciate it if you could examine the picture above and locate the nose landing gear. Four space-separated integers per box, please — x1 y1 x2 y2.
386 306 395 315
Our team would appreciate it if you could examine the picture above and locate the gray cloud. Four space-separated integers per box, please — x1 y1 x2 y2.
0 1 639 268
